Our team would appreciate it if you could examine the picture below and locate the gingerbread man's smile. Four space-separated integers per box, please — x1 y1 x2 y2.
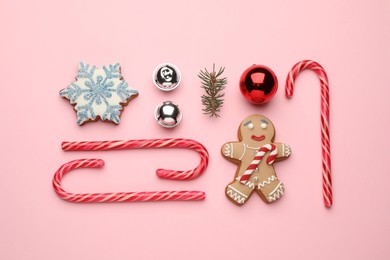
251 135 265 141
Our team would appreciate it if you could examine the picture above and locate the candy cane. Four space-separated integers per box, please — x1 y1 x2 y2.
285 60 332 208
62 138 209 181
239 144 277 184
53 159 205 202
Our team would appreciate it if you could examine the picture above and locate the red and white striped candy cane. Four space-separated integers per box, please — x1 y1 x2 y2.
62 138 209 181
285 60 332 208
239 144 277 183
53 159 205 202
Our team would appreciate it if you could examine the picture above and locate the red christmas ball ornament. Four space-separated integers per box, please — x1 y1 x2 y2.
239 64 278 104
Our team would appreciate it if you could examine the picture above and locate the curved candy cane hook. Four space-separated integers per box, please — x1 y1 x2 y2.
53 159 206 202
61 138 209 181
285 60 332 208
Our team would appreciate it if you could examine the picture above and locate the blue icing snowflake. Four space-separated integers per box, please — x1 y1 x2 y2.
60 62 139 125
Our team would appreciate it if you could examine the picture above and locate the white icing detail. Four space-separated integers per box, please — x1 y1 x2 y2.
244 181 255 189
238 143 247 160
269 182 283 195
261 123 267 129
268 183 284 202
254 176 259 182
283 144 291 157
257 176 278 188
248 123 254 129
246 144 260 150
227 189 246 204
228 185 248 198
224 143 231 157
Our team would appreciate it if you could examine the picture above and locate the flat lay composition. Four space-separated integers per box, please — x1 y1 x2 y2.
55 60 330 207
2 1 389 260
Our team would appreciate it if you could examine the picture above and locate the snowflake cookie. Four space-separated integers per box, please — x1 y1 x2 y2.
60 62 139 125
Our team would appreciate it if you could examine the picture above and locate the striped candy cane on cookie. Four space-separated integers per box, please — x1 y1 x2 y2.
239 144 277 184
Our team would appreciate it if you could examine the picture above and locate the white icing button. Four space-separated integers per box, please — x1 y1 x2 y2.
261 123 267 129
248 123 254 129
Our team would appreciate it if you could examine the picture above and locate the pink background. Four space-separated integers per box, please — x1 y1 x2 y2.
1 0 389 259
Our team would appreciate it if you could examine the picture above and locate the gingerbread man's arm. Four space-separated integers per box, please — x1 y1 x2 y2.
221 142 245 161
274 143 292 160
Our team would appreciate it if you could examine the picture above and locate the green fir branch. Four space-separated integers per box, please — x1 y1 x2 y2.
198 64 227 118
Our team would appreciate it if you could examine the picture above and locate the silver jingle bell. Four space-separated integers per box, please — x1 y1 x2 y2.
152 63 181 91
154 101 182 128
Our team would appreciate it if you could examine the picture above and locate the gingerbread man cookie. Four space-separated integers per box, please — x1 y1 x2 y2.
221 114 291 205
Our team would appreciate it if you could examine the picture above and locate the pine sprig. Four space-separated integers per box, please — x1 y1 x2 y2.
198 64 227 118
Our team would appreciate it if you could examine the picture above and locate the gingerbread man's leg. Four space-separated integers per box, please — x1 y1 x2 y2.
226 179 255 205
254 143 290 203
222 142 256 205
256 174 284 203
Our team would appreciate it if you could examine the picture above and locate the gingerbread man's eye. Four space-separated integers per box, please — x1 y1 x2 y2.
260 119 269 129
243 120 254 130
